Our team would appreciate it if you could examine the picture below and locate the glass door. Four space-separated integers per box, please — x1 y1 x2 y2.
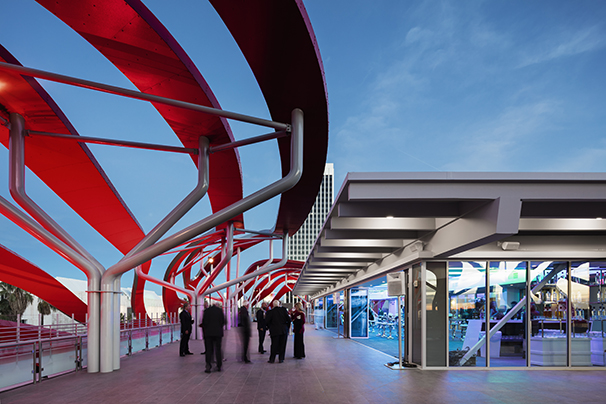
326 294 337 329
350 287 369 338
411 264 424 366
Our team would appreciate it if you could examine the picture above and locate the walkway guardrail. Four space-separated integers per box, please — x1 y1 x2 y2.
0 314 179 392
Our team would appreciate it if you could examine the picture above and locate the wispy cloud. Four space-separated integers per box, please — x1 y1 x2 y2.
543 139 606 172
443 101 560 171
329 1 606 180
331 2 510 178
518 25 606 68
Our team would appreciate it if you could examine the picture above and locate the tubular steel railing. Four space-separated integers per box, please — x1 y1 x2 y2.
0 313 179 392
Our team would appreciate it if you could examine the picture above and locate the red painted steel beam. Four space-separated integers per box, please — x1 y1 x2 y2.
241 259 304 295
35 0 244 228
0 244 88 323
161 235 264 314
32 0 246 317
210 0 329 235
0 45 146 254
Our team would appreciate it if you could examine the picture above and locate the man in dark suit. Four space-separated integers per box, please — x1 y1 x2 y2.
179 302 194 356
264 300 291 363
202 302 225 373
256 301 268 353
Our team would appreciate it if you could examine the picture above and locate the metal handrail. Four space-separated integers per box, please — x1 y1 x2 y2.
0 62 290 131
0 321 180 392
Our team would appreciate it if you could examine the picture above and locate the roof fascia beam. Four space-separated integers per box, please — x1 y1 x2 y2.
347 182 606 201
337 201 463 218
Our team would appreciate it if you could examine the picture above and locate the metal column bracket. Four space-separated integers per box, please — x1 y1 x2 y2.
9 113 105 275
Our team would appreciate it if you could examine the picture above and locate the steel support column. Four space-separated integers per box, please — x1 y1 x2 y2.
98 109 301 372
7 113 103 373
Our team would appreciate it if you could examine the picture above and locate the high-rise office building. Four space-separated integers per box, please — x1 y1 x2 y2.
288 163 334 262
284 163 334 305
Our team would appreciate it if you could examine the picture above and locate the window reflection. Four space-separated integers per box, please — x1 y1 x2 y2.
326 260 606 368
584 261 606 367
326 294 337 329
448 261 486 367
530 262 570 367
485 261 527 367
340 277 404 359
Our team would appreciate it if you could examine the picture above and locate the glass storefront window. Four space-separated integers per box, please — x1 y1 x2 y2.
352 276 403 358
530 261 569 367
448 261 487 367
326 294 337 329
313 298 324 329
570 262 592 367
486 261 527 367
334 260 605 369
580 261 606 368
338 291 345 337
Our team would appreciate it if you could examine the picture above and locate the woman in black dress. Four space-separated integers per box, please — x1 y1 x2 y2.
292 302 306 359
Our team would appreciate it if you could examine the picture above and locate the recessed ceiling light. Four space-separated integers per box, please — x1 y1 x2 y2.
597 217 603 220
386 215 393 219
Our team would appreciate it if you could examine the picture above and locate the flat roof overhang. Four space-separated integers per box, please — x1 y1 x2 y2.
292 172 606 298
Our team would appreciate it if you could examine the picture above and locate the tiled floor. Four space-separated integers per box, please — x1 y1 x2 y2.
1 327 605 404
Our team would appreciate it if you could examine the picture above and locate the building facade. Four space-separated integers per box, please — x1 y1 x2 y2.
294 172 606 369
283 164 334 306
287 163 334 262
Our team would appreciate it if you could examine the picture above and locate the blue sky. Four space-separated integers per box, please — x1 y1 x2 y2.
1 0 605 295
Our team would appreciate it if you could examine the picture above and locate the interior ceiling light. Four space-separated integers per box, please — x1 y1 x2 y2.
386 215 394 219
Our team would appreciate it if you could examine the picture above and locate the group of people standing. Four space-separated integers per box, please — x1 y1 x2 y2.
256 300 306 363
179 299 306 373
179 300 226 373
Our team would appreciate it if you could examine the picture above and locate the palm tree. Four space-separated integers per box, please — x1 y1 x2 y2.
0 282 34 322
37 299 57 326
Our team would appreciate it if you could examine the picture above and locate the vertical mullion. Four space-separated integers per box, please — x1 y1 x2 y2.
485 261 490 367
526 261 531 367
567 261 572 367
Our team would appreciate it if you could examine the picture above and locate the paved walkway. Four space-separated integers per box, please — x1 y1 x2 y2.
1 327 606 404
